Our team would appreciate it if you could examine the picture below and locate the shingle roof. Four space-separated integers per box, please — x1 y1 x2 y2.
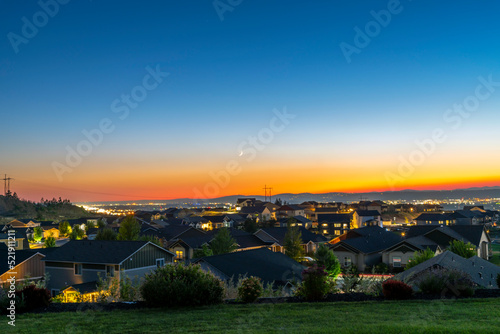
43 240 172 264
239 206 268 214
414 213 447 221
405 225 487 247
394 250 500 288
258 227 327 244
317 214 351 223
194 248 304 286
333 226 402 254
355 210 381 217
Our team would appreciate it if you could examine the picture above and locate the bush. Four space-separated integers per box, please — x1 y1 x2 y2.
141 263 224 307
295 264 330 301
237 276 263 303
15 285 51 311
406 248 435 270
382 280 413 300
340 265 362 293
375 263 388 274
414 268 476 297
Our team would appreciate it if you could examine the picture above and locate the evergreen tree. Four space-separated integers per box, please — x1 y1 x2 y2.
58 221 72 237
33 226 43 242
117 215 141 241
193 244 214 258
209 228 237 255
44 235 56 248
314 244 341 279
243 218 258 233
95 228 118 241
69 225 85 240
284 221 304 261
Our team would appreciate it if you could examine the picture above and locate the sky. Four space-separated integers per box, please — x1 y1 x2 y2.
1 0 500 202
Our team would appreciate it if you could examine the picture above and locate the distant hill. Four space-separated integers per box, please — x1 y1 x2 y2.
79 187 500 206
0 194 95 220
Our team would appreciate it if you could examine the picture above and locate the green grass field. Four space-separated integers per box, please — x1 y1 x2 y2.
4 298 500 334
491 243 500 265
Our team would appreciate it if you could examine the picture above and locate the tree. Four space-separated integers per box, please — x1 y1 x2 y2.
448 240 476 259
117 216 140 241
284 222 304 262
58 221 72 237
139 235 162 247
95 228 117 241
85 221 96 232
193 244 213 258
209 228 237 255
70 225 85 240
314 244 341 279
97 219 106 229
33 226 43 243
274 198 283 206
44 235 56 248
405 248 435 270
243 218 258 233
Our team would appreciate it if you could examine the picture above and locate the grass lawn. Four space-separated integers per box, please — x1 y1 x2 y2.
4 298 500 334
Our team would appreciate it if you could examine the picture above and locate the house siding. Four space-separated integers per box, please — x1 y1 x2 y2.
122 265 157 280
0 254 45 284
121 244 173 270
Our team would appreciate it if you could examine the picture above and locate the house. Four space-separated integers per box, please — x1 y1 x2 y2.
201 215 232 230
352 210 382 229
382 237 443 270
9 219 40 228
0 231 29 250
448 210 486 225
254 227 327 254
236 198 260 208
404 225 490 259
43 240 175 297
39 221 60 239
239 206 274 222
278 216 312 229
317 213 351 236
394 250 500 289
193 247 305 287
0 245 46 286
330 226 402 271
276 205 306 219
414 213 451 226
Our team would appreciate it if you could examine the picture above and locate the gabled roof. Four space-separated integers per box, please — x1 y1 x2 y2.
278 205 304 211
239 206 269 214
405 225 487 247
355 210 381 217
193 248 304 285
395 250 500 288
449 210 485 219
414 213 447 221
257 227 327 244
43 240 173 265
202 215 225 223
332 226 402 254
0 249 45 275
317 213 351 223
62 281 99 294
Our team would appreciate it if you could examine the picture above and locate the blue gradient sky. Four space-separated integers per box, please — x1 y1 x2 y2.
1 0 500 202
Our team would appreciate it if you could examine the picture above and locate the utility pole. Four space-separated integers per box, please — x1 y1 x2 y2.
2 174 14 195
263 185 273 203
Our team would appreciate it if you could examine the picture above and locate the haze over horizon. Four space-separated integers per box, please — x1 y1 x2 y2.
2 1 500 202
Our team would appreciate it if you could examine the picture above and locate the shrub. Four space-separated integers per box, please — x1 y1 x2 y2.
414 268 476 297
15 285 51 311
238 276 263 303
375 263 388 274
382 280 413 300
314 244 341 279
448 240 476 259
141 263 224 307
340 265 362 293
406 248 435 270
295 264 330 301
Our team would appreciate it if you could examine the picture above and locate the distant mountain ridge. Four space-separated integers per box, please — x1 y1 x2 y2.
79 186 500 205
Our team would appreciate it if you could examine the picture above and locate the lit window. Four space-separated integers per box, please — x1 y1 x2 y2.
323 230 328 234
74 263 82 275
334 230 341 235
175 250 184 260
334 223 341 228
156 258 165 268
322 223 328 227
344 257 351 267
393 257 402 267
